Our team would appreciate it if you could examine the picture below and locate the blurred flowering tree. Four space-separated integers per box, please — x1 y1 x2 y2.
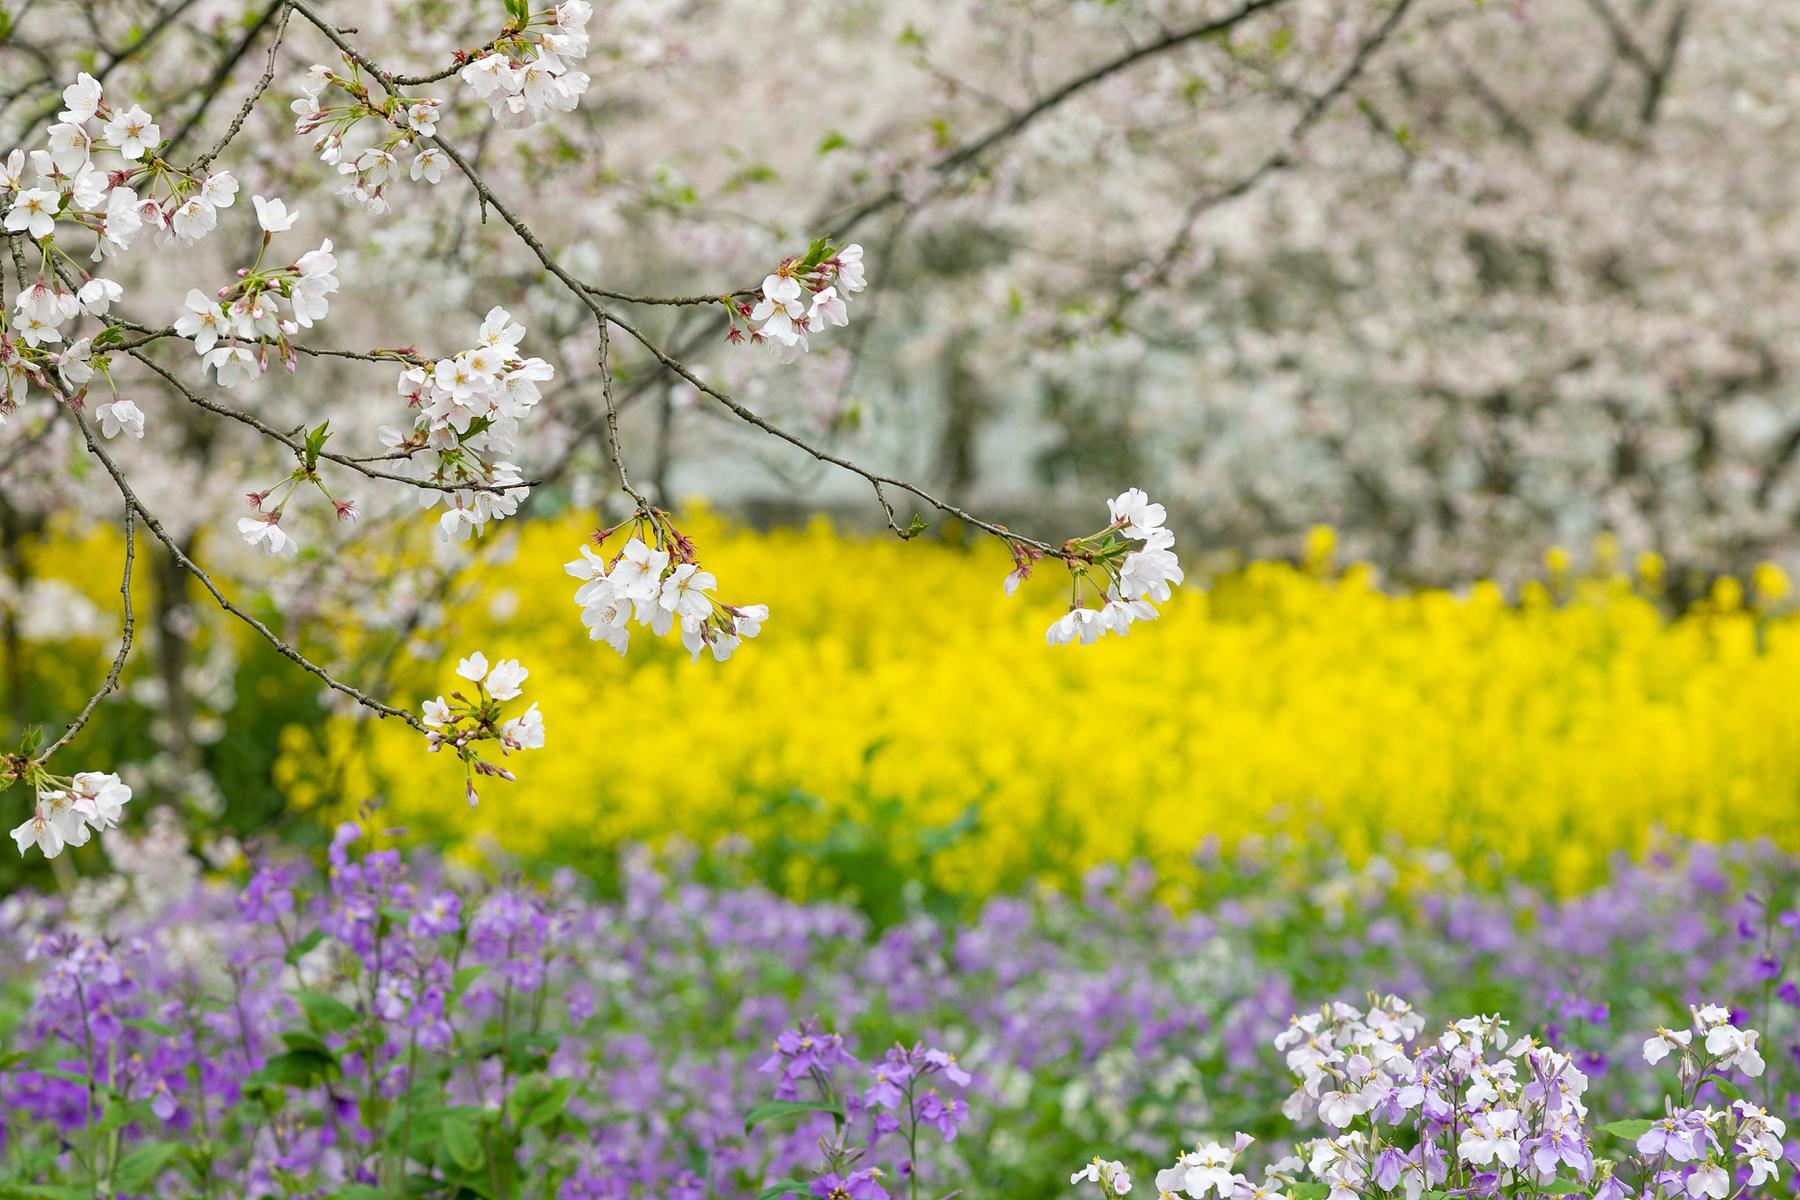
2 0 1794 844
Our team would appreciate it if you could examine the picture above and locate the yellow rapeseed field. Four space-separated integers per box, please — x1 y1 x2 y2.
256 513 1800 897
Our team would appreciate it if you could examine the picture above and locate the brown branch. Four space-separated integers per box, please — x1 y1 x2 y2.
70 409 425 730
125 350 534 496
1116 0 1419 317
289 0 1079 551
174 0 296 172
35 506 135 763
604 310 1058 553
826 0 1296 239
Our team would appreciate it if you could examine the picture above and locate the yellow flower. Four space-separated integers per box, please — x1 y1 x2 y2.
13 512 1800 901
1753 562 1791 606
275 512 1800 899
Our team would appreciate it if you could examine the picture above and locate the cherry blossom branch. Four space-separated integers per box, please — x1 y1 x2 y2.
389 29 524 87
33 507 135 764
15 0 206 136
125 349 537 495
1577 0 1690 125
583 286 757 308
602 309 1060 554
70 408 425 731
593 317 645 507
283 0 1074 554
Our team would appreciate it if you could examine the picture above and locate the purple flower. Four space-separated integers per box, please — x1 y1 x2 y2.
862 1049 914 1109
923 1048 971 1087
1593 1176 1634 1200
914 1088 968 1140
408 891 462 938
759 1022 856 1101
149 1081 177 1121
1373 1147 1409 1191
1636 1113 1711 1163
238 864 296 924
810 1170 889 1200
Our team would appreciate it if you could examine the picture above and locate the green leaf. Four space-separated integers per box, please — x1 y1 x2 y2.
1536 1182 1587 1195
0 1185 90 1199
451 964 488 995
497 1030 557 1072
1598 1118 1655 1139
285 928 327 965
295 990 359 1032
742 1099 845 1136
507 1075 575 1128
245 1048 337 1090
112 1142 180 1191
442 1110 486 1172
756 1181 813 1200
302 421 332 470
1708 1076 1746 1102
279 1028 334 1056
95 1096 152 1135
1286 1186 1330 1200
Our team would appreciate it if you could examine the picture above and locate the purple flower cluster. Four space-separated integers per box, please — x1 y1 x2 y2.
0 832 1794 1198
752 1019 973 1200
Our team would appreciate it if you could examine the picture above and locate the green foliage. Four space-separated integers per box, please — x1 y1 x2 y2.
743 1099 846 1135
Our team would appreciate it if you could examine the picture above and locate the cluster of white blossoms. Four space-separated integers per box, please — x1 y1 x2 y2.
1 74 236 425
1643 1003 1766 1080
459 0 594 128
1070 1159 1133 1196
9 277 143 440
421 651 545 806
3 75 238 257
172 197 339 389
11 771 132 859
291 65 447 212
1039 488 1184 646
1076 996 1780 1200
377 307 552 540
725 241 867 361
8 273 119 349
564 515 767 662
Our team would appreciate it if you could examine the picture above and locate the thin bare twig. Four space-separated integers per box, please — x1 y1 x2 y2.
36 507 135 763
825 0 1297 239
71 409 424 730
177 0 297 171
1113 0 1419 317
